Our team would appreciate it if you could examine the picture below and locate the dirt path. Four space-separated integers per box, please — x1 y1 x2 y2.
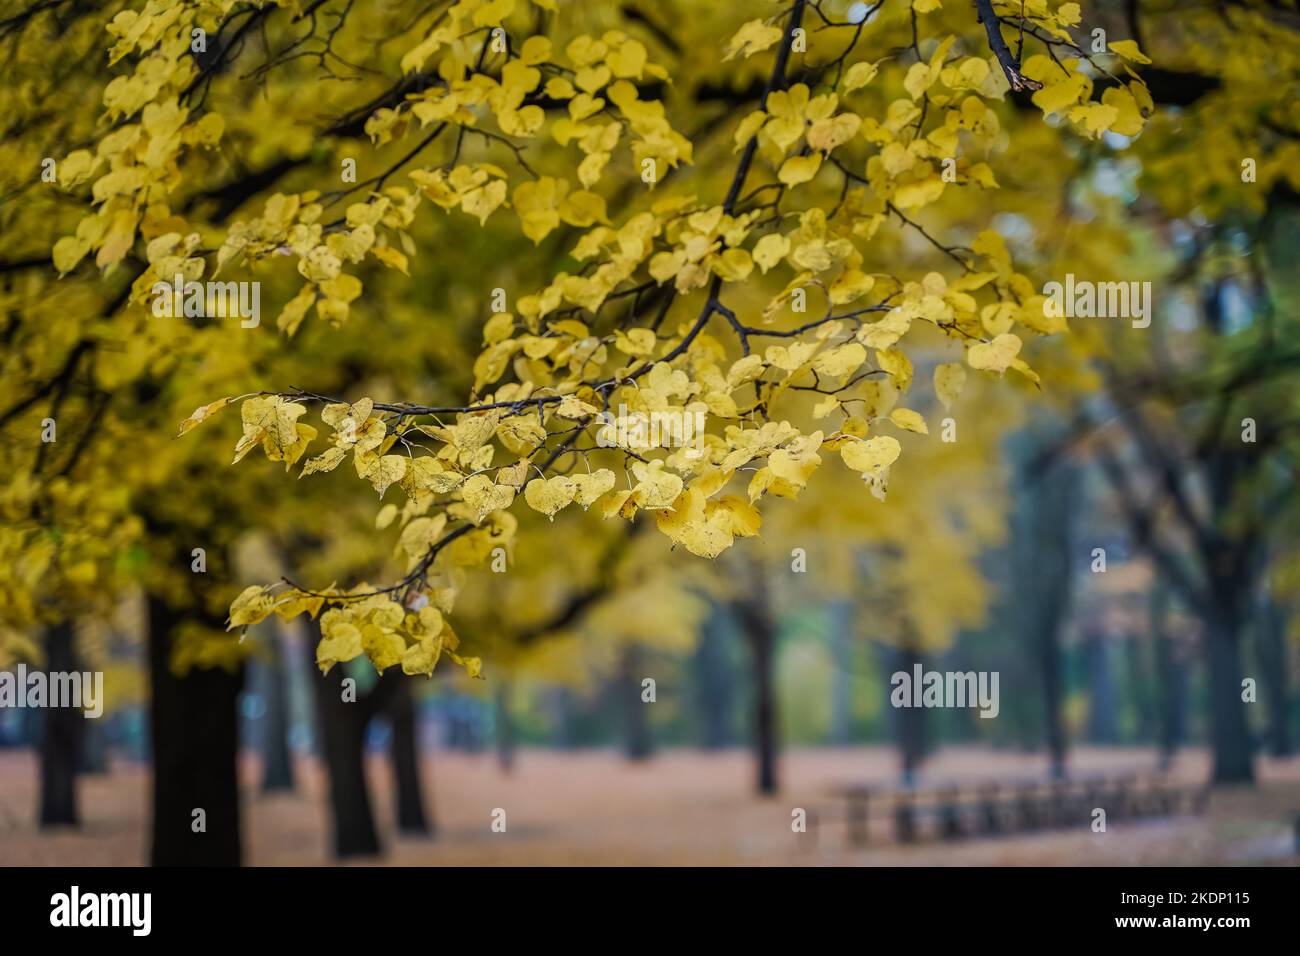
1 747 1297 865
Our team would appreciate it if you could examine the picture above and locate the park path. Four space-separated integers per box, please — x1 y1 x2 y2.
1 747 1296 866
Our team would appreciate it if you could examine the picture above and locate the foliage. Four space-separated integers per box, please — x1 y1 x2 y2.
5 0 1165 679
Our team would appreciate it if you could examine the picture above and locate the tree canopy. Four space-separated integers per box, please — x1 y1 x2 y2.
1 0 1176 684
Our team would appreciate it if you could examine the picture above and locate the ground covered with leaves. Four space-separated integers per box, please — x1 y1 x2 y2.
2 747 1296 866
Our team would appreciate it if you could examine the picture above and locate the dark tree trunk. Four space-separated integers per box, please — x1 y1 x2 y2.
1040 627 1068 780
39 621 82 827
828 600 853 745
147 596 243 866
896 646 926 786
1196 368 1256 784
734 592 778 796
548 687 575 748
694 604 735 749
259 630 295 793
1022 457 1077 779
1151 580 1186 769
618 644 653 761
1205 593 1255 784
445 696 481 751
1084 628 1118 743
389 680 431 835
1125 630 1157 743
494 680 516 773
308 631 382 858
1257 596 1292 758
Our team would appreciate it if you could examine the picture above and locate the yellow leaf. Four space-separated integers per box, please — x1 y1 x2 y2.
53 236 89 275
233 396 307 464
371 245 409 274
316 619 363 673
856 310 910 350
888 408 928 434
461 179 508 224
725 19 783 61
361 455 408 496
398 514 449 560
524 475 577 519
401 634 444 676
813 342 867 378
1068 102 1119 138
1101 86 1146 136
177 397 231 437
361 623 405 673
734 111 767 151
631 459 683 510
461 473 516 520
228 585 276 629
934 362 966 409
841 435 901 475
893 175 945 211
1107 39 1151 64
607 39 647 78
753 234 790 273
300 445 346 478
875 348 913 390
572 469 616 508
829 268 874 305
1032 73 1090 114
843 61 879 92
276 283 317 337
967 333 1022 373
519 35 552 65
779 154 822 186
714 247 754 281
807 114 861 154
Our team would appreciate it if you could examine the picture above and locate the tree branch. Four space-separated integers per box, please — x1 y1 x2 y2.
974 0 1042 92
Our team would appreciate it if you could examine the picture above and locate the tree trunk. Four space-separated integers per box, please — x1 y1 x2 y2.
548 687 575 748
896 645 926 786
147 596 243 866
1125 630 1157 743
1040 624 1067 780
1151 581 1187 769
1205 594 1255 784
1256 596 1292 758
694 604 734 749
1084 628 1118 743
446 695 480 751
619 644 653 761
39 621 81 827
259 629 295 793
494 680 516 773
734 593 778 796
389 680 431 835
1024 458 1077 779
828 600 853 745
308 629 382 858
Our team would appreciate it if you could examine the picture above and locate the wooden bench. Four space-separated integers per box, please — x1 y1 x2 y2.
810 771 1209 847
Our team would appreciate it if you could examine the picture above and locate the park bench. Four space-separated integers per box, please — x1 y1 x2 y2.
808 770 1209 847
